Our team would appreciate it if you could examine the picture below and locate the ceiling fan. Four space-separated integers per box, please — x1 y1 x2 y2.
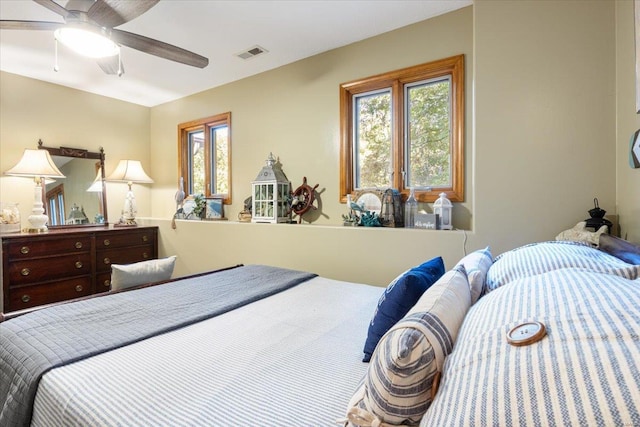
0 0 209 75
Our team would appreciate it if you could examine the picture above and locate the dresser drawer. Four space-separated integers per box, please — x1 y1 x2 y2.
96 272 112 293
8 253 92 285
7 276 92 312
96 230 154 250
96 245 154 273
6 236 91 259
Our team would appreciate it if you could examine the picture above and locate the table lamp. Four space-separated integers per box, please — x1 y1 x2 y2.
106 160 153 226
4 149 66 232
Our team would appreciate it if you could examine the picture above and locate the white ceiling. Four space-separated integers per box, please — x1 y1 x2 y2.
0 0 471 107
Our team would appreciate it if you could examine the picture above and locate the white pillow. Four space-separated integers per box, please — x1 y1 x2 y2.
110 256 177 291
455 247 492 305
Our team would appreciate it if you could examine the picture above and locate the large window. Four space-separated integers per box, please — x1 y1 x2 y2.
340 55 464 202
178 113 231 203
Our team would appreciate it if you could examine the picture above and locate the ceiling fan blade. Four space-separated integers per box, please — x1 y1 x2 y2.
111 29 208 69
97 56 124 75
88 0 159 28
0 20 64 31
33 0 70 18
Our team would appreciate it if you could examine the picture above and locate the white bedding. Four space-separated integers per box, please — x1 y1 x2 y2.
423 242 640 426
31 277 382 427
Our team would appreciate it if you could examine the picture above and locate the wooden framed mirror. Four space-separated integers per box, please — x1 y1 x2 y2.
37 139 108 228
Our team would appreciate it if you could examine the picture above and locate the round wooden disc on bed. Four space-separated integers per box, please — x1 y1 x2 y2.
507 321 546 346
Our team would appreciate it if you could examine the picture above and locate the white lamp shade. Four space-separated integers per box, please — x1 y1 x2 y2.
4 149 65 232
106 160 153 184
4 149 66 179
87 169 103 192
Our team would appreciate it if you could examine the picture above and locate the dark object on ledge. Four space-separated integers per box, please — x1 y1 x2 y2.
585 198 612 233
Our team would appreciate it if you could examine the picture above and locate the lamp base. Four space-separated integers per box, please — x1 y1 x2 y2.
26 185 50 233
23 226 48 233
114 218 138 227
115 187 138 227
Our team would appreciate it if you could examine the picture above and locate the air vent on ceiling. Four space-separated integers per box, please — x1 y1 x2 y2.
236 45 268 60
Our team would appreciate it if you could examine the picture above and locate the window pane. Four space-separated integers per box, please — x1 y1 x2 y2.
189 130 205 195
355 90 392 188
406 77 451 188
211 126 229 195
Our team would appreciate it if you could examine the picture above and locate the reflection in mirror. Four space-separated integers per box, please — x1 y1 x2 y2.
37 140 108 228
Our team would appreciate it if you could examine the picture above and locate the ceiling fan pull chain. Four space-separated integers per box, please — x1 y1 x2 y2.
54 39 59 72
117 50 123 77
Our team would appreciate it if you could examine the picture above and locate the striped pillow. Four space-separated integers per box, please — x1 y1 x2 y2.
485 241 640 293
345 266 471 426
454 247 492 305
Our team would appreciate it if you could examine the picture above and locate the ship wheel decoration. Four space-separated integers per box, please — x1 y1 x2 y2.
288 177 319 223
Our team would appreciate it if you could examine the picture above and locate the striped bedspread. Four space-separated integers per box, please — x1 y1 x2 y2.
0 265 316 427
423 241 640 426
30 276 383 427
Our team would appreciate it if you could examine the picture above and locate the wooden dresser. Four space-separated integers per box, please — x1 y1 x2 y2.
1 226 158 313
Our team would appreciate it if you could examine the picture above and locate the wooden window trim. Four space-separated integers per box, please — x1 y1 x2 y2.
339 55 464 203
178 112 232 204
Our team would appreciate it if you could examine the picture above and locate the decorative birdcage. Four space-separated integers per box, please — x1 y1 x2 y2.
251 153 291 223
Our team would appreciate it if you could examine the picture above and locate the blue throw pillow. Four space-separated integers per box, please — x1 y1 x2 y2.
362 256 445 362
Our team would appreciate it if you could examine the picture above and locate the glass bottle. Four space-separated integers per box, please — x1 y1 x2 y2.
404 188 417 228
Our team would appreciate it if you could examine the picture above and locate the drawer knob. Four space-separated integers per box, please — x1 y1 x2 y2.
21 268 30 276
75 285 83 292
143 252 149 259
21 294 31 303
75 241 83 249
104 279 111 287
20 246 30 254
142 235 148 242
103 257 111 265
75 261 83 269
104 239 110 246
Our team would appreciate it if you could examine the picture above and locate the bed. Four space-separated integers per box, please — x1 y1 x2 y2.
1 235 639 427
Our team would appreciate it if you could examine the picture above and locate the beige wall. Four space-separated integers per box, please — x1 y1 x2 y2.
2 1 636 290
474 0 617 248
616 0 640 242
149 8 474 227
148 7 476 284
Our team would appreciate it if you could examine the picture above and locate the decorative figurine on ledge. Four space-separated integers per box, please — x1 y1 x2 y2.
288 177 319 224
171 177 186 229
341 194 381 227
360 211 382 227
342 194 360 226
238 196 253 222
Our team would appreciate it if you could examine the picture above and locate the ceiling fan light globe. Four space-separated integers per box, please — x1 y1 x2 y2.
54 27 119 58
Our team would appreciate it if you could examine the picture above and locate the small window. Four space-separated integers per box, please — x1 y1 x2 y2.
340 55 464 202
46 184 65 225
178 113 232 203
